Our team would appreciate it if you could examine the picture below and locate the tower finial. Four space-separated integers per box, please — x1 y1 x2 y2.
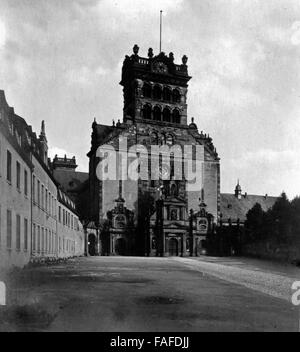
159 10 163 53
41 120 45 136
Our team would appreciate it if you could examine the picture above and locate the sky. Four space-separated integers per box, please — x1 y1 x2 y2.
0 0 300 199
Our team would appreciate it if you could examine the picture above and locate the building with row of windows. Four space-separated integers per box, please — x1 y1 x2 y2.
0 90 84 273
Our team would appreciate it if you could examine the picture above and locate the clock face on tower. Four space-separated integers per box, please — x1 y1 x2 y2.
153 61 168 74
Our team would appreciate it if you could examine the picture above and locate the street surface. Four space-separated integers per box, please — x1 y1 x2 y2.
0 256 299 331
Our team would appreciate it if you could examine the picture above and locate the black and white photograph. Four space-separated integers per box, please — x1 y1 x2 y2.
0 0 300 337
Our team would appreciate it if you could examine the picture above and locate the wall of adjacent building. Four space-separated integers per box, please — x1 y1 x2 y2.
31 154 58 260
0 131 32 272
57 201 84 258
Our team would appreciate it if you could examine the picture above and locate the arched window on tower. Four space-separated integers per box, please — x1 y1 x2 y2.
163 87 171 101
162 107 171 122
172 89 180 103
142 104 152 119
172 109 180 124
153 85 162 100
153 106 162 121
143 83 152 98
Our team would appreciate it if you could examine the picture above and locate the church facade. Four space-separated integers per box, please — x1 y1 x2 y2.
87 45 220 256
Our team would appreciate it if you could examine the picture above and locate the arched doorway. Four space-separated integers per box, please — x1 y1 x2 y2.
169 238 178 256
115 238 126 255
88 233 97 256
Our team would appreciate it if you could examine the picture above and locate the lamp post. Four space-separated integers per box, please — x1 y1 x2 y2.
156 185 164 257
189 209 194 256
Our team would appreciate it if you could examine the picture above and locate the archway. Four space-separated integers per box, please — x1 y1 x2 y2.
169 238 178 256
88 233 97 256
115 238 126 255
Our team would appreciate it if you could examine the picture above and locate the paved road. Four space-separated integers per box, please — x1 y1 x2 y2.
0 256 299 331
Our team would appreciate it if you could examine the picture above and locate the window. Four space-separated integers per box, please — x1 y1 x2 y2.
59 206 61 223
49 192 51 215
0 141 2 177
6 150 12 182
41 228 44 253
41 185 44 209
37 226 40 253
24 218 28 251
16 161 21 189
0 205 1 246
45 229 48 253
153 85 162 100
163 87 171 101
33 224 36 252
142 105 152 119
33 175 36 202
37 180 40 206
16 214 21 250
142 83 151 98
162 107 171 122
153 106 161 121
172 109 180 124
24 170 28 196
172 89 180 103
6 209 12 248
45 190 48 212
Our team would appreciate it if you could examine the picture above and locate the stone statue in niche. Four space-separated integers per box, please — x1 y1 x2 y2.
170 209 177 220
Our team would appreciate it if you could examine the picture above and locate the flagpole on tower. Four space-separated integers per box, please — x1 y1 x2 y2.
159 10 162 53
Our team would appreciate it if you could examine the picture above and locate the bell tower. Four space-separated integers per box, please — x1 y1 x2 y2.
120 45 192 126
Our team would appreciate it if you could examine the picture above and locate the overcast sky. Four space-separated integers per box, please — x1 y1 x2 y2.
0 0 299 198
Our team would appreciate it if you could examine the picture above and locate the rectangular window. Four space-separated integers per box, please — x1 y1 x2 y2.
59 206 61 223
45 190 48 212
0 140 2 177
16 161 20 189
33 223 36 252
6 209 12 248
41 228 44 253
16 214 21 250
0 204 1 246
41 185 44 209
45 228 47 253
37 180 40 206
6 150 12 182
24 170 28 196
24 218 28 251
33 175 36 202
37 226 40 253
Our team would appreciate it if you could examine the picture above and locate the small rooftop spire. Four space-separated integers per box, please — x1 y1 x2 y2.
40 120 45 136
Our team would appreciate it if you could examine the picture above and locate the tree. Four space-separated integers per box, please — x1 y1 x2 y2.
245 203 264 242
270 192 291 242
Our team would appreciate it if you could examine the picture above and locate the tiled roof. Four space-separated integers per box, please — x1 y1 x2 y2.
220 193 278 222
